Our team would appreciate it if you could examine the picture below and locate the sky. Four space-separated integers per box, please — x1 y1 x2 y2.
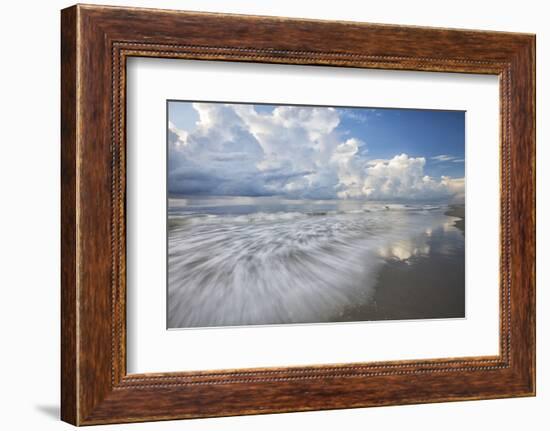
167 101 465 202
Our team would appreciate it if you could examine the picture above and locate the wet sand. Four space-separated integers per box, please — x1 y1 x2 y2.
341 205 466 322
342 253 465 321
445 204 465 233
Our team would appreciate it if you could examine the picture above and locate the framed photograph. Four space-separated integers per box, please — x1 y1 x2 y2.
61 4 535 425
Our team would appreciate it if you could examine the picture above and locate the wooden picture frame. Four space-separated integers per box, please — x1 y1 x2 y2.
61 4 535 425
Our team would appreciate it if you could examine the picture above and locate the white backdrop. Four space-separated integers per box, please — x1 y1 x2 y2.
0 0 547 430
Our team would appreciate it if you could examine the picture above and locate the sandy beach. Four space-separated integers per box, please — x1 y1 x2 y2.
445 204 465 234
340 204 465 322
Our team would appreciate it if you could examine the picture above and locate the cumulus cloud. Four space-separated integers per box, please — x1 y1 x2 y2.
362 154 464 201
168 103 464 202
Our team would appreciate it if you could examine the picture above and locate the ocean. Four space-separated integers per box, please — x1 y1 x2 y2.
167 196 465 328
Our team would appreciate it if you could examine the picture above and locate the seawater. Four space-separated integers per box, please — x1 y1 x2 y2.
167 196 463 328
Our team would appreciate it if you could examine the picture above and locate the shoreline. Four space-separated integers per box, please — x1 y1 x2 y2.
169 201 467 326
340 205 466 322
341 253 466 322
444 203 465 233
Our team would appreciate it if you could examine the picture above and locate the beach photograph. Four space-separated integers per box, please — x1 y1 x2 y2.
167 101 465 329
